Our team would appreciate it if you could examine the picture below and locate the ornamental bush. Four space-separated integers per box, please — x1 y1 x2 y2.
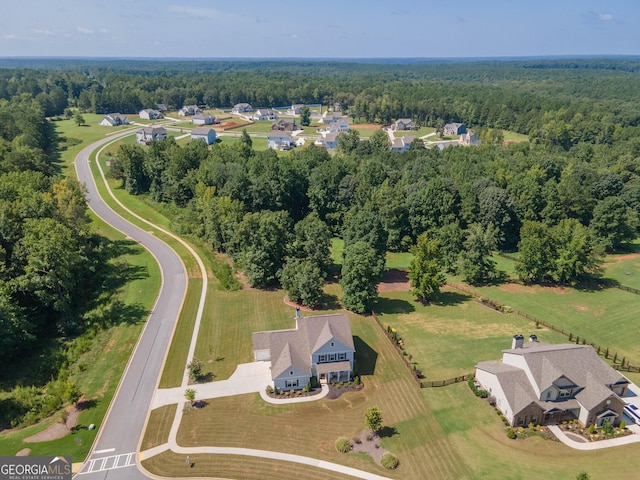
335 438 352 453
381 453 399 470
507 428 517 439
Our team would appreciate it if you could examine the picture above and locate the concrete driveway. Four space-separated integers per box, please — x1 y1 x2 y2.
151 361 272 408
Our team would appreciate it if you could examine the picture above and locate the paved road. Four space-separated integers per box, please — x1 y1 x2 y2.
74 132 187 479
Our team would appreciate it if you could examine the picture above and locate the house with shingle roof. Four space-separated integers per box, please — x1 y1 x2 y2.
232 103 253 114
139 108 164 120
444 122 466 135
253 313 355 390
190 127 217 145
99 113 129 126
392 119 416 131
252 108 278 121
272 118 298 132
475 335 629 428
390 135 416 152
267 131 293 150
287 104 304 115
192 113 215 125
178 105 202 117
136 126 167 145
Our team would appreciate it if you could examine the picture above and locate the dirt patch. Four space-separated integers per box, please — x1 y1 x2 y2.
351 124 382 130
349 430 389 465
283 296 314 312
15 448 31 456
602 253 640 266
378 269 410 292
499 283 570 295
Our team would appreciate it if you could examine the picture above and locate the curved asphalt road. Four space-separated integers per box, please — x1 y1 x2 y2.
74 132 187 479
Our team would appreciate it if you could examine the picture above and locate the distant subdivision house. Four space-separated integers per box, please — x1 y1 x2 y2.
192 113 216 125
136 126 167 145
252 108 278 121
460 131 480 146
178 105 202 116
316 131 339 150
271 118 298 132
444 122 466 135
99 113 129 126
253 313 355 390
190 127 217 145
475 336 629 428
139 108 164 120
392 119 416 131
232 103 253 114
287 104 304 115
267 131 293 150
390 135 416 152
156 103 168 112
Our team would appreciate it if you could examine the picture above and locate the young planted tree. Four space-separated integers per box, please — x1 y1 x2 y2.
408 233 446 303
364 405 383 434
185 388 196 407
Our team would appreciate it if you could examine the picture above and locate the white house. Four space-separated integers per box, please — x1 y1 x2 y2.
136 126 167 145
192 113 215 125
252 108 278 121
316 132 340 150
390 135 416 152
190 127 217 145
287 104 304 115
253 313 355 390
267 131 293 150
326 119 350 134
99 113 129 126
475 336 629 427
232 103 253 114
139 109 163 120
178 105 202 116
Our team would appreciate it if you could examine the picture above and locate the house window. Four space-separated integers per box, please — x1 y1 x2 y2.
285 379 299 388
517 416 526 426
546 391 552 399
290 371 293 376
530 416 538 425
559 389 572 398
319 355 326 363
329 354 336 361
338 353 346 361
331 342 334 346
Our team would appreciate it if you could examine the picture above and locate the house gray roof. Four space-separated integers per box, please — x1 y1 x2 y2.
445 122 464 128
234 102 252 109
323 132 340 142
395 118 412 124
504 343 627 394
575 372 618 411
137 126 166 135
476 360 538 415
191 127 214 135
268 131 292 139
252 314 354 380
193 113 214 120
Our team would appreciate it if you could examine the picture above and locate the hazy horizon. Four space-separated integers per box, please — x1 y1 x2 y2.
1 1 638 59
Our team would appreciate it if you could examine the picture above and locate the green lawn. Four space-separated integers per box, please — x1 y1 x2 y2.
502 130 530 142
373 288 568 380
603 251 640 290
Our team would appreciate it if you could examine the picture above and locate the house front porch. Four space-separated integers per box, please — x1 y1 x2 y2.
316 361 352 385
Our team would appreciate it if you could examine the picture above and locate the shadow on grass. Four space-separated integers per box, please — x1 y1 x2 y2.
432 290 472 307
319 292 341 310
372 297 415 315
378 425 398 439
353 336 377 376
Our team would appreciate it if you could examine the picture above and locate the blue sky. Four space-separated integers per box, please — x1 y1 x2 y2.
1 0 638 58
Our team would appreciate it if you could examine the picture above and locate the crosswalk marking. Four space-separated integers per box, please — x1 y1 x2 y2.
78 452 136 475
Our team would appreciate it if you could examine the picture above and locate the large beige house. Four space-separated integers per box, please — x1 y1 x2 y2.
476 336 629 427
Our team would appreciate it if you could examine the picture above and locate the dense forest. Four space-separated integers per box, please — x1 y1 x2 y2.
1 57 640 426
0 94 126 428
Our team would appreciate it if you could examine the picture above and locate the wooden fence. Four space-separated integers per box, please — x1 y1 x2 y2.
420 374 472 388
447 282 640 372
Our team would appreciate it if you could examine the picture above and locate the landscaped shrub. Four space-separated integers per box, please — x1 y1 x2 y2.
507 428 517 439
335 438 352 453
620 420 626 430
588 424 596 434
354 376 360 385
381 453 399 470
353 436 361 444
